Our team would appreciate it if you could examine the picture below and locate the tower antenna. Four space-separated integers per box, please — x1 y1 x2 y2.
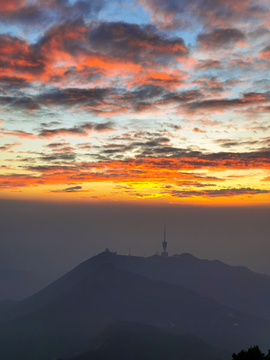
164 223 166 242
161 223 168 257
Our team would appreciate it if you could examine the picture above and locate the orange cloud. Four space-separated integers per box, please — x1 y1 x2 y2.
0 129 38 139
0 0 27 12
0 142 22 151
0 21 188 88
1 151 268 188
0 34 46 82
258 46 270 61
129 69 185 89
192 127 206 133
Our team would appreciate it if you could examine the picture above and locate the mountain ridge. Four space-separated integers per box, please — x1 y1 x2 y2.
1 260 270 359
2 250 270 322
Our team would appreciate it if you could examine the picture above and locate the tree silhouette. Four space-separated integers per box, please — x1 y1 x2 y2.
232 346 270 360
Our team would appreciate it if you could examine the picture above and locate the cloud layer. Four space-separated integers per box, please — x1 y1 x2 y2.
0 0 269 203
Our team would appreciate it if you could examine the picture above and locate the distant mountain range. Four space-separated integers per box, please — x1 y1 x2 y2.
1 251 270 360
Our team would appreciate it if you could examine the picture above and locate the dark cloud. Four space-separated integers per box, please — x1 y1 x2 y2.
80 137 270 168
27 165 77 173
214 137 270 150
214 140 239 148
36 87 131 116
2 121 113 141
169 187 270 198
0 0 104 27
44 142 69 149
93 122 115 132
38 122 114 138
38 123 94 138
40 122 62 128
248 3 270 15
87 21 187 64
90 136 193 159
163 123 182 130
41 153 76 161
187 98 241 111
184 91 270 113
0 76 28 88
140 0 193 29
199 77 239 92
192 128 205 133
50 185 83 193
195 60 222 71
35 86 200 115
197 28 246 49
43 141 75 154
11 97 40 111
140 0 270 29
37 87 111 107
158 90 203 108
0 96 39 111
128 85 165 101
177 172 222 181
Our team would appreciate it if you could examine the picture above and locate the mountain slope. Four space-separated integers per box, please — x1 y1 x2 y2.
78 252 270 320
70 322 230 360
0 262 270 360
4 251 270 322
0 254 105 321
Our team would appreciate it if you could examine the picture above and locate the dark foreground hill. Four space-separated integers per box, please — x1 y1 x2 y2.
1 261 270 360
69 322 230 360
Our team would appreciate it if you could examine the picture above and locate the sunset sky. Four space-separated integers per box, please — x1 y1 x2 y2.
0 0 270 205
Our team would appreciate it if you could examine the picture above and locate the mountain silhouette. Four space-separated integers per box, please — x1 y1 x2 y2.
69 321 230 360
1 256 270 360
71 251 270 320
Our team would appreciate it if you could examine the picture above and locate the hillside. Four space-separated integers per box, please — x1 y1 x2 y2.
69 322 230 360
84 252 270 320
0 260 270 360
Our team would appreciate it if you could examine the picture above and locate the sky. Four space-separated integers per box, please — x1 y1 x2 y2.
0 0 269 205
